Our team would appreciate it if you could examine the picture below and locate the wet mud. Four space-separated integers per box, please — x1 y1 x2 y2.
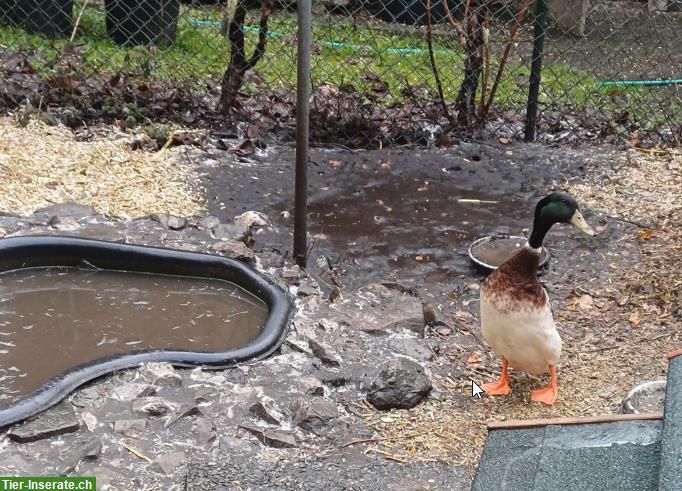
204 143 594 296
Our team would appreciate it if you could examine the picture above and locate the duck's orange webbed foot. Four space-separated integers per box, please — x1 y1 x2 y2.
483 358 511 396
531 364 559 405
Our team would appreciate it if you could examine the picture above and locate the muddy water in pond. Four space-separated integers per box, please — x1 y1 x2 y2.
0 267 268 408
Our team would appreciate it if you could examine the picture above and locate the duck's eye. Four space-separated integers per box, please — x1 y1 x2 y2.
561 199 569 205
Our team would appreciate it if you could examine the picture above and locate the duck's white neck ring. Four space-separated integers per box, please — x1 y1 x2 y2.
523 241 542 255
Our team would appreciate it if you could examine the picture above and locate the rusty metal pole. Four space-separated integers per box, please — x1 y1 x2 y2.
293 0 311 267
524 0 549 142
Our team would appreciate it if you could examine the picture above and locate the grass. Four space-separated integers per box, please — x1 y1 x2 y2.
0 3 679 126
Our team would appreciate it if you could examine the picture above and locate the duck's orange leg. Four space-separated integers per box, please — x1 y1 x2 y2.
531 364 558 405
482 358 511 396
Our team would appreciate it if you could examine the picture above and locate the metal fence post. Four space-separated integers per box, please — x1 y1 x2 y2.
524 0 549 142
294 0 312 267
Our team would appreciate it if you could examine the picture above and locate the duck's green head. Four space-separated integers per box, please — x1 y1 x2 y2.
529 192 595 248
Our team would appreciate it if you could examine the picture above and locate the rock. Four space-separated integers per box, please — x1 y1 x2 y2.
298 277 322 296
422 303 452 327
113 419 147 437
199 215 220 231
190 367 226 386
132 397 176 416
220 436 256 454
239 424 296 449
196 417 217 445
165 404 201 428
338 284 426 336
49 215 80 230
71 386 105 408
151 213 187 230
81 411 98 432
282 265 301 283
140 362 182 387
294 398 339 433
249 396 285 425
308 338 342 366
234 211 269 229
109 383 157 401
193 386 218 403
367 358 432 410
213 223 251 244
210 240 255 263
60 436 102 475
225 368 247 385
151 451 186 474
388 337 433 361
9 401 80 443
34 202 95 219
296 376 325 396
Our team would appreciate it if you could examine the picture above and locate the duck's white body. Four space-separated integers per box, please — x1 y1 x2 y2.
480 287 561 375
479 245 562 375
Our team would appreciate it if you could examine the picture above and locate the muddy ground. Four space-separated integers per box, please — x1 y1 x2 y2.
0 138 679 490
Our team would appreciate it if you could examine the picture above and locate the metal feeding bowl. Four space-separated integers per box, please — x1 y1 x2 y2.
468 234 549 272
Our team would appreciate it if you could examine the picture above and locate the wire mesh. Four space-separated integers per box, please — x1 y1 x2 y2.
0 0 679 146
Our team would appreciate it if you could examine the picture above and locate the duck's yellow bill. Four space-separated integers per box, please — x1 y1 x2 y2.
570 209 596 236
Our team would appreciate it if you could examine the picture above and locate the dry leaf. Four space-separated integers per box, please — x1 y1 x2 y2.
629 311 641 327
638 229 655 240
498 137 510 144
328 159 342 167
577 293 594 309
467 353 481 365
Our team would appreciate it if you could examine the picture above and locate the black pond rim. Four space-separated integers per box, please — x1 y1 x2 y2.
0 235 294 428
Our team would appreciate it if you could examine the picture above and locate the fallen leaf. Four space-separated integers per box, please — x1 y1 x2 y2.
498 137 510 144
629 311 641 327
328 159 342 167
467 353 481 365
638 229 655 240
577 293 594 309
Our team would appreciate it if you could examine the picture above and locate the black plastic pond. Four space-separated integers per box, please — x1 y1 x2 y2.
0 236 292 427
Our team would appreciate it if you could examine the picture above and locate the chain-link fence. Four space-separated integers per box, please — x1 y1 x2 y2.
0 0 680 147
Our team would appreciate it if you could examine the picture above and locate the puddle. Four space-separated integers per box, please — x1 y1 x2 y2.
0 267 268 408
205 147 543 293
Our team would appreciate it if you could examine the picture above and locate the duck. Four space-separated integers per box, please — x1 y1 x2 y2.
479 192 595 405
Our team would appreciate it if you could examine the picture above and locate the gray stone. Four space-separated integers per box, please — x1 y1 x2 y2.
294 398 339 433
296 376 325 396
388 337 433 361
239 424 297 448
49 216 80 230
298 277 321 296
220 436 257 454
165 404 201 428
132 397 176 416
140 362 182 387
60 436 102 475
34 202 95 219
196 417 217 445
234 211 269 229
199 215 220 231
367 358 432 410
308 338 342 366
549 0 588 36
249 396 285 425
109 382 156 401
338 284 426 336
210 240 255 263
213 223 251 243
9 401 80 443
151 213 187 230
282 265 301 283
70 386 105 408
112 419 147 437
150 451 186 474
